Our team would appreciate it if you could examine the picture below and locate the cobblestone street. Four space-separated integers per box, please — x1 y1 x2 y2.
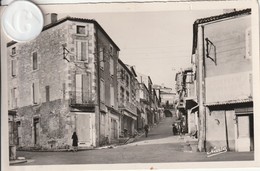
14 117 254 165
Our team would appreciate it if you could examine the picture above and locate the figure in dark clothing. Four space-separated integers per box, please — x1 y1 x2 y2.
144 124 149 137
172 124 177 135
72 132 78 152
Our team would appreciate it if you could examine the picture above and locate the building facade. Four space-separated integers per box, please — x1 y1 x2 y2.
7 14 120 149
192 9 253 152
117 59 138 137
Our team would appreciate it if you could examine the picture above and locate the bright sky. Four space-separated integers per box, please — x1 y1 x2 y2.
59 9 224 91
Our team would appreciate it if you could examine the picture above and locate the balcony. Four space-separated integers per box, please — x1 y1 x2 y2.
70 91 95 109
118 100 137 115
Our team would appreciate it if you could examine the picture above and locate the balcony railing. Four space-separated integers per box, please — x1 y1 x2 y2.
70 91 95 106
118 100 137 114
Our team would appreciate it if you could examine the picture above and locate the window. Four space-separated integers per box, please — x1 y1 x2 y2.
205 38 217 65
45 86 50 102
120 69 125 80
100 80 105 102
245 27 252 59
75 73 92 104
11 47 16 55
110 58 114 75
11 88 17 108
32 82 39 104
126 75 129 87
110 85 114 107
76 41 88 61
76 26 85 34
109 45 113 55
11 60 17 77
99 48 104 69
32 52 38 70
126 91 129 102
120 87 124 102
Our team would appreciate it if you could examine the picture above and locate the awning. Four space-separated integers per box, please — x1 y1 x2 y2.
205 99 253 106
122 111 137 120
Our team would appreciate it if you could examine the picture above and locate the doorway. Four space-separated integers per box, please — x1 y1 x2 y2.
236 114 254 151
33 118 40 145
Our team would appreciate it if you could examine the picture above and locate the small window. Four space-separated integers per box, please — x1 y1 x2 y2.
109 45 113 55
126 75 129 87
77 26 86 34
32 52 38 70
45 86 50 102
11 47 16 55
11 60 17 77
32 82 39 104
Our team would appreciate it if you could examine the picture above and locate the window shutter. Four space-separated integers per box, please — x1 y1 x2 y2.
76 41 82 61
110 58 114 75
11 60 16 76
100 80 105 102
33 82 39 104
82 73 91 103
245 27 252 59
45 86 50 102
110 85 114 107
76 74 82 103
81 42 86 61
100 48 104 68
33 52 37 70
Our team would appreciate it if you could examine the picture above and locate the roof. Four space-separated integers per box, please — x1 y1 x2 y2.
118 58 134 77
192 8 251 54
7 16 120 50
205 98 253 106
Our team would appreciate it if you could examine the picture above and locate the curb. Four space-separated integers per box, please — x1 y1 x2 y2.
10 159 27 165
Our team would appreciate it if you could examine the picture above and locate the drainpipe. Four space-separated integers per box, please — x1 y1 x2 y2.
95 24 101 146
197 24 206 152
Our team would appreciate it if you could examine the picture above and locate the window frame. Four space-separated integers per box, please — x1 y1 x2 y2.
76 25 86 35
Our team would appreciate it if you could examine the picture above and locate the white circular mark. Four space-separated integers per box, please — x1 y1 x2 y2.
1 0 44 42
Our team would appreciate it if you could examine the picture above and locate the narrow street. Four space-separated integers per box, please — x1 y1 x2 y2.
14 117 253 165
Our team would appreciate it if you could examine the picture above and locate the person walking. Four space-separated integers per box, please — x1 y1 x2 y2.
71 132 78 152
144 124 149 137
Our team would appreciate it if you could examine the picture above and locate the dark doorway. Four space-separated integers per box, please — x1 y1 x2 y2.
164 110 173 117
33 118 40 145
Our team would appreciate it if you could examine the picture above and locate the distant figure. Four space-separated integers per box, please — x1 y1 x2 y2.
144 124 149 137
72 132 78 152
172 124 177 135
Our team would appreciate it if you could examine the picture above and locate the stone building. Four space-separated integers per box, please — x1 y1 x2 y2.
192 9 253 152
7 14 120 149
117 59 138 137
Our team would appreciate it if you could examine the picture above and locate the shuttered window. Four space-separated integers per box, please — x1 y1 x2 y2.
82 73 92 103
100 80 105 103
76 41 88 62
11 88 17 108
76 73 92 103
32 52 38 70
75 74 83 103
11 60 16 77
32 82 39 104
45 86 50 102
100 48 104 69
110 58 114 75
110 85 114 107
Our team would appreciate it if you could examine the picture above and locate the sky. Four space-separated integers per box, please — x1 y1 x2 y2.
59 9 224 91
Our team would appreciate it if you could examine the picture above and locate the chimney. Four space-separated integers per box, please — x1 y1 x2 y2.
45 13 58 25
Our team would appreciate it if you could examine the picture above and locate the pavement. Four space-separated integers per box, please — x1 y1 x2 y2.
12 117 254 165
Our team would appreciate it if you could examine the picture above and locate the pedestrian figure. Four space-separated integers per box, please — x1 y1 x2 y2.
144 124 149 137
172 124 177 135
71 132 78 152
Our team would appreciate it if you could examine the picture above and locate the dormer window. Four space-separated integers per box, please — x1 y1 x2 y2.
77 26 86 34
11 47 16 56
